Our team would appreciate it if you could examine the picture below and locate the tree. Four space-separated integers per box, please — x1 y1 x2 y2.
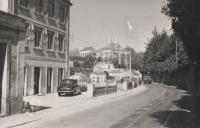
143 29 189 72
69 56 84 68
124 47 144 70
83 55 96 68
112 57 120 68
97 57 102 62
162 0 200 66
73 61 80 68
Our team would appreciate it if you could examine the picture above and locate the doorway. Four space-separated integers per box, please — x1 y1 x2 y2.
47 68 52 93
0 43 7 113
58 68 63 87
34 67 40 95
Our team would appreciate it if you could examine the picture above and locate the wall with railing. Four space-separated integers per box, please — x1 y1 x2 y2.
94 85 117 97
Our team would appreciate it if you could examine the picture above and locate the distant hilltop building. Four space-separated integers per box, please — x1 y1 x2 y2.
96 42 130 68
80 47 96 57
78 38 130 68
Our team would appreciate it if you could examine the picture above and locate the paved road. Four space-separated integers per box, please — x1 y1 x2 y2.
16 85 189 128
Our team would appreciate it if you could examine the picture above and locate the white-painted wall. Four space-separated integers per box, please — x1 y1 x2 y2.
93 62 115 72
0 0 8 12
90 73 106 86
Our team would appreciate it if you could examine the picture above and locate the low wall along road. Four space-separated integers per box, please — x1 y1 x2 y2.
94 86 117 97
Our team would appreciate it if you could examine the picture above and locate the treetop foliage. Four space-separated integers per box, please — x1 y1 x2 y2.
162 0 200 65
143 29 189 72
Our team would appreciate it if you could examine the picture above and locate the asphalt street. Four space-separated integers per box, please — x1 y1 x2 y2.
15 84 196 128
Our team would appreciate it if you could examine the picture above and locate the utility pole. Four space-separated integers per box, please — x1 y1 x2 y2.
129 51 131 72
66 8 71 78
175 39 178 88
129 51 132 82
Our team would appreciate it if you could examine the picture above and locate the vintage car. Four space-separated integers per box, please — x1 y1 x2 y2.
143 76 152 84
57 79 81 96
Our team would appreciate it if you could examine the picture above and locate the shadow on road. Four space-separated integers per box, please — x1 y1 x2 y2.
31 105 51 112
150 93 200 128
23 104 51 113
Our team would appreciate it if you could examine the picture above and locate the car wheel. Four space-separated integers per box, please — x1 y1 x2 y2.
78 89 81 95
58 93 62 96
73 91 76 96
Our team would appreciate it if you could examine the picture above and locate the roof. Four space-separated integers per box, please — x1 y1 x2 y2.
97 43 129 53
109 70 123 73
90 71 106 75
80 47 95 51
62 0 73 6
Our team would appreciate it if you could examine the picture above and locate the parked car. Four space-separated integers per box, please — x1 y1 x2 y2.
143 76 152 84
57 79 81 96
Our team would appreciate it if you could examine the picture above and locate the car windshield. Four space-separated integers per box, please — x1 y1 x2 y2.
61 79 76 85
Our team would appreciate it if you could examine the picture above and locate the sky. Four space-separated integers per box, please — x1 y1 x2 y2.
70 0 171 52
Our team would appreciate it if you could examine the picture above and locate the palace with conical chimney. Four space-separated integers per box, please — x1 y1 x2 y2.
95 37 130 69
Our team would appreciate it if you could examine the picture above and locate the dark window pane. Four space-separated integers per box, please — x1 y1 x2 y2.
34 29 41 47
47 32 54 49
58 35 64 51
59 7 65 22
49 1 54 17
19 0 29 7
35 0 43 13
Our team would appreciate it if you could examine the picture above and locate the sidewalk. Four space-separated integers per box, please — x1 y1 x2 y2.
0 85 148 128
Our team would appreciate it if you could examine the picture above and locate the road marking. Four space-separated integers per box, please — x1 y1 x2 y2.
125 110 149 128
163 111 174 127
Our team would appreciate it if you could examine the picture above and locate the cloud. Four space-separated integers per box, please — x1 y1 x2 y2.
126 19 133 31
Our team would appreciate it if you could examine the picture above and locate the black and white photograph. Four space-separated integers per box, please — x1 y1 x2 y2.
0 0 200 128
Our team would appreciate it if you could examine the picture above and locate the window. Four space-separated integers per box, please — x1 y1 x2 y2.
58 35 64 51
34 28 42 47
19 0 29 8
49 1 54 18
92 77 95 83
47 32 54 49
35 0 43 13
59 7 65 22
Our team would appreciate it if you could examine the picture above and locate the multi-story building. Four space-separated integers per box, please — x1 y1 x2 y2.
96 43 130 68
80 47 96 57
0 0 72 99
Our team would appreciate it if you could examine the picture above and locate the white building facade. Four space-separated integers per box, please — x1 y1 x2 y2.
80 47 95 57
